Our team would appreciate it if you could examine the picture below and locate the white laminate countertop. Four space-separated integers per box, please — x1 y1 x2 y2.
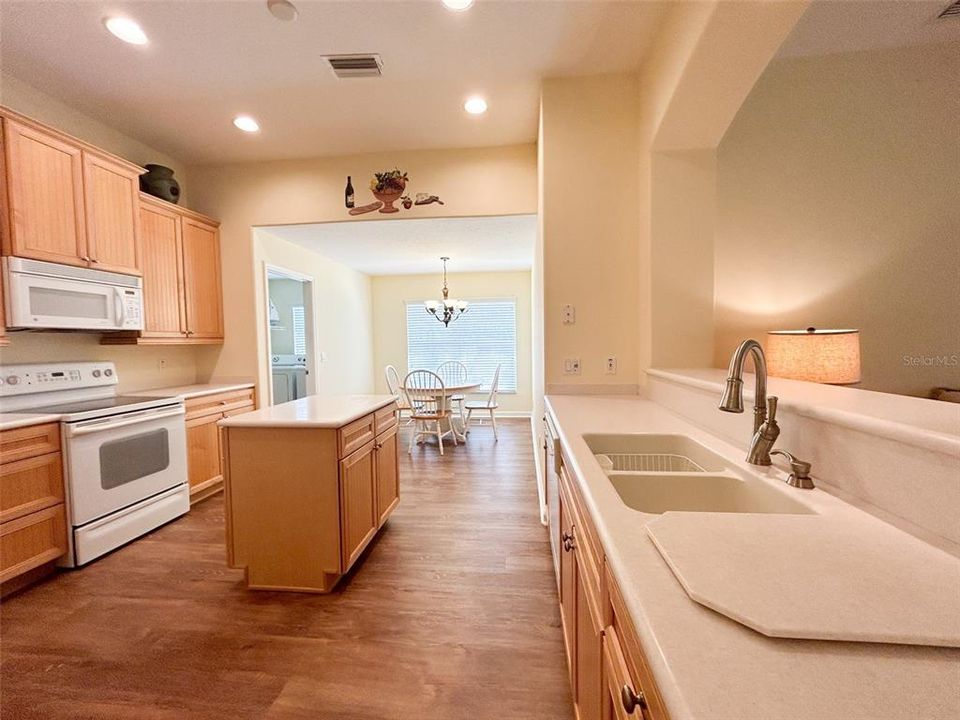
0 413 63 431
219 394 396 429
545 394 960 720
137 381 255 400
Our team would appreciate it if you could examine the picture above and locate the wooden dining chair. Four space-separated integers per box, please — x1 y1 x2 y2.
465 364 501 440
404 369 456 455
384 364 414 422
436 361 468 428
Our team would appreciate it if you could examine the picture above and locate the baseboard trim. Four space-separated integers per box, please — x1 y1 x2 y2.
545 384 640 396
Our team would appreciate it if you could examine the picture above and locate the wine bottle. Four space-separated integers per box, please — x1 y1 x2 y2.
345 176 355 209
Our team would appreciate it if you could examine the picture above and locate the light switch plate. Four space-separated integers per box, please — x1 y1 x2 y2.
563 358 581 375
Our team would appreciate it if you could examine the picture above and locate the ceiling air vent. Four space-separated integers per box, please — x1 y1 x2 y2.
938 1 960 18
324 54 383 78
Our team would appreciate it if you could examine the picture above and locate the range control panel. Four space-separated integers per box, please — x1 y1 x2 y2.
0 362 118 398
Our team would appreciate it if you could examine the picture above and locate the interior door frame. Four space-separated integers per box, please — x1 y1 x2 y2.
263 262 319 405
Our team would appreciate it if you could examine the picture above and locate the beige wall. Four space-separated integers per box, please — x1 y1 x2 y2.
256 231 374 399
371 271 533 414
714 41 960 397
0 75 211 390
540 73 641 393
187 144 536 402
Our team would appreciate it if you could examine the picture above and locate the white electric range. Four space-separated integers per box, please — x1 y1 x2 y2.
0 362 189 566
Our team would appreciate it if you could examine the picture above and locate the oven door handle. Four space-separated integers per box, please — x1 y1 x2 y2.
65 406 185 437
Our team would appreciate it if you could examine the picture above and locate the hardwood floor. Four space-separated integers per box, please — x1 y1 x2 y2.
0 419 572 720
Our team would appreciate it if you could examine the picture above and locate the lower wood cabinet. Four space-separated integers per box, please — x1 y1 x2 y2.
223 401 400 593
339 439 378 571
553 441 669 720
184 388 255 504
0 423 68 587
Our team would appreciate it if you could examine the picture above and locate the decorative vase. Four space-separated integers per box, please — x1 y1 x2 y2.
140 164 181 204
372 179 405 214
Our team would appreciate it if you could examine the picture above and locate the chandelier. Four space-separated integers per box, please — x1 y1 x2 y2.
424 256 468 327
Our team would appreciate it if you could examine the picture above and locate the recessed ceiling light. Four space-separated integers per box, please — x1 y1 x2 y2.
103 17 148 46
463 97 487 115
267 0 299 22
442 0 475 11
233 115 261 133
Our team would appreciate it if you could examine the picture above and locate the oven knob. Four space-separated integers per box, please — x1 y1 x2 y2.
104 368 114 377
6 375 20 385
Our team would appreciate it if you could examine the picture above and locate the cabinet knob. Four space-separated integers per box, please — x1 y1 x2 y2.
621 684 647 715
81 255 91 262
220 400 228 405
562 530 575 552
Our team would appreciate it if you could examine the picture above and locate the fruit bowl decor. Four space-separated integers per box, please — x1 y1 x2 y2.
370 169 408 213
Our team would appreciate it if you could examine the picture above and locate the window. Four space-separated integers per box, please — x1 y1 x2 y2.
292 306 306 355
406 299 517 392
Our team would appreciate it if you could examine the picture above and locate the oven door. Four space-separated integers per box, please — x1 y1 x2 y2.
63 405 187 527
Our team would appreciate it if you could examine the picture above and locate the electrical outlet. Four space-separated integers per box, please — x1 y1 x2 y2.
562 304 576 325
563 358 581 375
605 356 617 374
158 358 167 370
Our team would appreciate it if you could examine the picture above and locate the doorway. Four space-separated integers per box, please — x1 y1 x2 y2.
264 264 317 405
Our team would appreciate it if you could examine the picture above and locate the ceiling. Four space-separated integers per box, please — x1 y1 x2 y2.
262 214 536 275
776 0 960 59
0 1 668 165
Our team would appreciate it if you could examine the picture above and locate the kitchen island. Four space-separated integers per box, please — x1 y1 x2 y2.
220 394 399 593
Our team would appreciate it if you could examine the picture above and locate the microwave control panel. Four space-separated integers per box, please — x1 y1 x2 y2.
120 289 143 329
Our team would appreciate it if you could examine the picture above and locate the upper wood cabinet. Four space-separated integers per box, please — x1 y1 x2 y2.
103 194 223 345
181 216 224 340
82 150 141 275
0 110 143 275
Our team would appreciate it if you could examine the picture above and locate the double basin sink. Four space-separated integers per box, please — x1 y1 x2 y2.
585 434 814 515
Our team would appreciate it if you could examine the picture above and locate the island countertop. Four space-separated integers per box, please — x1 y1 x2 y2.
219 394 396 429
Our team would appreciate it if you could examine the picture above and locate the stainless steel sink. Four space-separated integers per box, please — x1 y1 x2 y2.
584 433 815 515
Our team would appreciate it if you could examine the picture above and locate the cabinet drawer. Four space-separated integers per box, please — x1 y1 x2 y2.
374 402 398 435
0 423 60 464
338 413 376 459
0 504 67 584
185 388 255 420
223 403 255 418
0 452 64 524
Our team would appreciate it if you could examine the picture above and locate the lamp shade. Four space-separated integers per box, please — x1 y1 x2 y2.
766 328 861 384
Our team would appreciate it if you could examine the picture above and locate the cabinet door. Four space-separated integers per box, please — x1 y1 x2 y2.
3 119 86 266
375 425 400 526
339 440 377 572
82 151 141 275
575 553 603 720
186 413 222 494
139 200 186 338
558 482 578 690
181 217 223 339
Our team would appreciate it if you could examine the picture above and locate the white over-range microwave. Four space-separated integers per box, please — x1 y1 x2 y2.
2 257 144 331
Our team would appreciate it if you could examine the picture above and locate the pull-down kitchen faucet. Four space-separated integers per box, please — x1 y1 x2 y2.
719 339 780 466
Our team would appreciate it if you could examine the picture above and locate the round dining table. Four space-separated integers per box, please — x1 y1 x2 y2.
403 380 481 441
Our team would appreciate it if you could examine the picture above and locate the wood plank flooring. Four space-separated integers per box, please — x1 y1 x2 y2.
0 419 572 720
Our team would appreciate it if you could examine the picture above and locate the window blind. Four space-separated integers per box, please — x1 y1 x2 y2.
292 306 306 355
405 299 517 393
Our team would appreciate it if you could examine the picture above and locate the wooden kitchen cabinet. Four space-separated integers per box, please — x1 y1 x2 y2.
551 435 668 720
223 400 400 593
1 109 143 274
0 422 67 588
374 424 400 525
339 440 378 571
103 195 223 345
184 388 255 504
181 216 223 340
82 150 141 275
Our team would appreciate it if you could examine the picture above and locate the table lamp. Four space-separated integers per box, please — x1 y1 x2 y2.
766 328 861 384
